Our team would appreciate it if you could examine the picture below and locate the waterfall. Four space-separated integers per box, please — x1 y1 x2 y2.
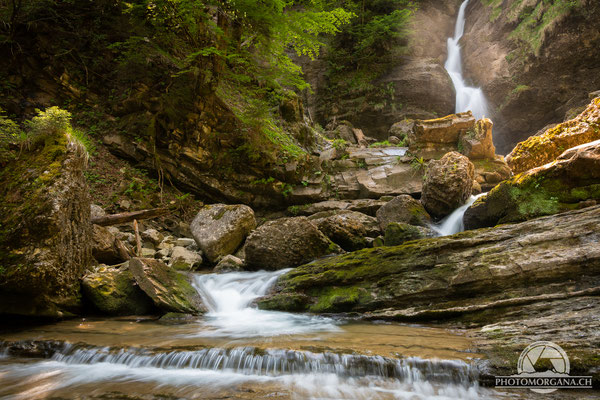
431 193 486 236
445 0 488 119
190 270 339 338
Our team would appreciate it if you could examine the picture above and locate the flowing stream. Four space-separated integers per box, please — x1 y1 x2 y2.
0 269 517 399
432 193 487 236
445 0 489 119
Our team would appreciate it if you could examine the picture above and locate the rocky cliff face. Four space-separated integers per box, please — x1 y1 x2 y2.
296 0 462 140
0 133 92 317
461 0 600 153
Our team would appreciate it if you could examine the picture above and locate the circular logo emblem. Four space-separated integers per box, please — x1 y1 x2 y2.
517 341 570 393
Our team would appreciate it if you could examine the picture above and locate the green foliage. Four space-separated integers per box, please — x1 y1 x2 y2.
331 138 349 150
324 0 416 94
369 140 392 148
0 109 22 165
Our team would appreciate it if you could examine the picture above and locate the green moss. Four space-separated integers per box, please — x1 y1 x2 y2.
384 223 423 246
309 286 369 313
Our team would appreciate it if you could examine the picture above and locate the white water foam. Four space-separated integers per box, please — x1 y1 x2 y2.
445 0 489 119
431 193 487 236
190 270 340 338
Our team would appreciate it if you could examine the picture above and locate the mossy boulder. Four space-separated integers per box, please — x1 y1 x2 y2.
128 257 206 314
383 223 425 246
0 130 92 317
81 263 154 315
465 139 600 229
258 205 600 315
376 195 431 229
506 97 600 174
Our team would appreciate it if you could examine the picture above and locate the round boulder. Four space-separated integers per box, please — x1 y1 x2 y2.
421 151 475 219
308 210 380 251
244 217 340 270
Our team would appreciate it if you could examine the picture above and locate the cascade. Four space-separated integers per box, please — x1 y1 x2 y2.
445 0 489 119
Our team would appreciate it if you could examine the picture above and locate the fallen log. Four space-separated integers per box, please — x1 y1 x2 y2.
91 208 169 226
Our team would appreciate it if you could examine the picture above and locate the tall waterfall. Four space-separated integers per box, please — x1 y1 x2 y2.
445 0 488 119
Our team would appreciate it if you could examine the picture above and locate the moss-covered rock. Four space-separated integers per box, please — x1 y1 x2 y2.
0 126 92 317
128 258 206 314
257 205 600 315
506 97 600 174
465 139 600 229
81 263 154 315
383 223 424 246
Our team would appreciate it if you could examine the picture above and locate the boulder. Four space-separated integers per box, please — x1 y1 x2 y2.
129 258 206 314
81 264 154 315
141 229 164 246
258 205 600 316
92 225 131 265
325 122 357 144
289 199 387 217
458 118 495 159
464 139 600 229
421 152 475 218
409 112 475 150
376 195 431 229
90 204 106 219
244 217 340 270
0 130 92 317
506 98 600 174
190 204 256 263
389 120 414 143
383 223 425 246
169 246 203 271
214 255 245 273
308 210 380 251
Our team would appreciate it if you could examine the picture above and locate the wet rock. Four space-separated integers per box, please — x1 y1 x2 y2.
158 312 197 325
81 264 154 315
244 217 341 270
421 152 474 218
506 97 600 174
92 225 131 265
458 118 495 159
308 210 380 251
0 130 92 317
376 195 431 229
465 139 600 229
169 246 203 271
129 258 206 314
214 255 245 273
259 205 600 315
190 204 256 263
383 223 425 246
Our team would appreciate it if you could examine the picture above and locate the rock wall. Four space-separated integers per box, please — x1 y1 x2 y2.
0 133 92 317
296 0 462 140
461 0 600 153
